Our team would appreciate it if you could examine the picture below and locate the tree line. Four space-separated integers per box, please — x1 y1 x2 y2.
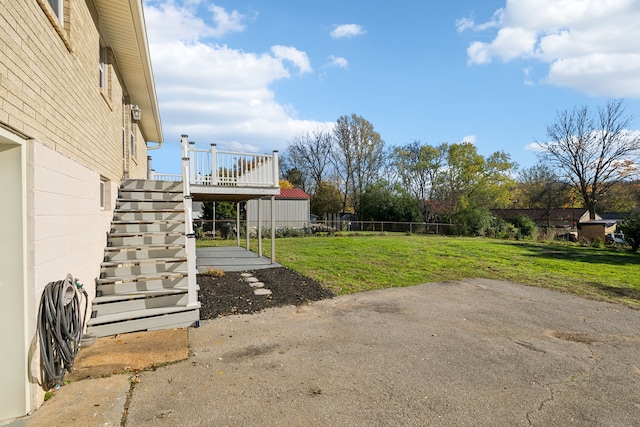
282 101 640 235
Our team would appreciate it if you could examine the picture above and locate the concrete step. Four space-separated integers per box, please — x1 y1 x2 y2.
104 246 186 262
119 190 183 202
120 179 183 192
116 200 183 211
91 290 189 317
111 222 184 233
96 275 188 295
115 211 185 221
100 260 188 278
108 233 185 247
86 305 200 338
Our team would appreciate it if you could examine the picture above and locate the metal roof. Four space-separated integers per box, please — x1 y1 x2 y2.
94 0 162 143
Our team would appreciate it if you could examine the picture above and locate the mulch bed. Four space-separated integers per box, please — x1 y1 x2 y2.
197 267 335 320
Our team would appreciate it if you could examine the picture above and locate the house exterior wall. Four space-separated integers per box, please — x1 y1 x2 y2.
0 0 148 181
247 198 311 229
0 1 153 421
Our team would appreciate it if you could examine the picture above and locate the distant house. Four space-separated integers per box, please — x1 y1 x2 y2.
577 220 617 242
247 188 311 229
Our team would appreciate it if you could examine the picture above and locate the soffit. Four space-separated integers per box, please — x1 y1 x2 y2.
93 0 162 143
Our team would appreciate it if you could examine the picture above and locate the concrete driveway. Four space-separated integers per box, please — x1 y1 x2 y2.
125 278 639 426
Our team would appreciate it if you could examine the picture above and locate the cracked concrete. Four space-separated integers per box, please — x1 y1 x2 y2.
13 278 640 426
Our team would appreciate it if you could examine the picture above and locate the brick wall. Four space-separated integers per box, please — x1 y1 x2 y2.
0 0 148 181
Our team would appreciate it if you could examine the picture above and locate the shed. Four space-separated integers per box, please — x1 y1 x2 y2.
577 220 617 242
247 188 311 229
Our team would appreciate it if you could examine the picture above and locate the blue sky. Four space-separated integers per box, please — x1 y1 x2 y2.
143 0 640 176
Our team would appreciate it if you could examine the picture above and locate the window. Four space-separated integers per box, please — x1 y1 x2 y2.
130 130 136 159
99 179 105 210
100 177 110 210
99 45 108 92
47 0 63 24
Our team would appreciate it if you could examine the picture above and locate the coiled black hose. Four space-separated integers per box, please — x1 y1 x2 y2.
37 274 88 389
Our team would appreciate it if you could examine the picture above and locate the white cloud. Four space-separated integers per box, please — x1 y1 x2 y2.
327 55 349 69
271 45 312 74
143 1 333 161
331 24 366 39
462 135 477 144
458 0 640 98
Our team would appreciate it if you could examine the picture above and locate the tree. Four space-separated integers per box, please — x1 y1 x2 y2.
618 212 640 252
359 180 421 222
285 129 334 193
434 142 515 221
392 141 447 221
333 114 385 218
514 164 572 227
310 181 343 219
539 99 640 219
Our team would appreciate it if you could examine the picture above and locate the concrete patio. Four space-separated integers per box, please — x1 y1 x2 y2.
196 246 281 272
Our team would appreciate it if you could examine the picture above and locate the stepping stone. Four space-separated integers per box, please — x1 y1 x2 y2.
240 273 253 278
254 288 272 296
248 282 264 288
245 277 259 283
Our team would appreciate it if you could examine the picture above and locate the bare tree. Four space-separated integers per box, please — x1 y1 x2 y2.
333 114 385 217
285 129 334 193
392 141 447 221
539 100 640 219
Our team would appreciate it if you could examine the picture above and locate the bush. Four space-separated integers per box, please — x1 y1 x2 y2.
510 214 537 238
618 212 640 252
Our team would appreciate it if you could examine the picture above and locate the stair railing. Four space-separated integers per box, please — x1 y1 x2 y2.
181 135 198 308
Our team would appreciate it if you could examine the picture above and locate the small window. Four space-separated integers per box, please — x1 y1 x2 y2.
99 45 108 92
47 0 63 24
99 180 105 210
130 131 136 159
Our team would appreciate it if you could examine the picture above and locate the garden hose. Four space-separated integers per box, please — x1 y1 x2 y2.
37 274 89 390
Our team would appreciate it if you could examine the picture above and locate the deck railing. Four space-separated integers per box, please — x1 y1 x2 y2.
186 141 278 188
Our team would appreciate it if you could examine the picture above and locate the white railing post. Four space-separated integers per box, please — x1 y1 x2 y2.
272 150 279 186
188 141 196 184
211 144 218 185
180 134 198 308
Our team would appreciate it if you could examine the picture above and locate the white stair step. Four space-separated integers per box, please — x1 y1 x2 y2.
108 234 185 247
116 200 182 211
119 190 183 202
97 276 188 295
111 222 184 233
96 271 187 285
101 256 187 268
86 306 200 338
100 260 188 277
115 211 185 221
120 179 183 192
92 292 190 316
104 247 186 262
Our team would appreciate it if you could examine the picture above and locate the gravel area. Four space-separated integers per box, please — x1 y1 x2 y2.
197 267 335 319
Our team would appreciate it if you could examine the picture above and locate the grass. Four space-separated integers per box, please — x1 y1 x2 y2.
198 234 640 307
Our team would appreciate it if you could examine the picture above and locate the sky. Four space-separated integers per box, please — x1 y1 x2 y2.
142 0 640 176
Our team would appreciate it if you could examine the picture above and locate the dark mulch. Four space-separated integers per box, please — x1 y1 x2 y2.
198 267 335 320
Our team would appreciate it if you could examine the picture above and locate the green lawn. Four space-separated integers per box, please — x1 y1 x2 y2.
198 235 640 307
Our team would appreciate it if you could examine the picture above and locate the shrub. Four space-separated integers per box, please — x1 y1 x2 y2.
618 212 640 252
510 213 537 238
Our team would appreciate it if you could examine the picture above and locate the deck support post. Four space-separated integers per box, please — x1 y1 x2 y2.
257 198 262 257
270 195 276 263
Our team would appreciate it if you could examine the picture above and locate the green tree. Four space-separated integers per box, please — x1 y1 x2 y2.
359 180 421 222
539 99 640 219
333 114 385 218
310 181 343 219
618 212 640 252
434 142 515 221
392 141 447 222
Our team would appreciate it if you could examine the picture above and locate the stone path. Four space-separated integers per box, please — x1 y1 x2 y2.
240 272 272 296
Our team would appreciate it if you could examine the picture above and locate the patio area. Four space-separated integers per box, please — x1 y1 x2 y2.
196 246 281 272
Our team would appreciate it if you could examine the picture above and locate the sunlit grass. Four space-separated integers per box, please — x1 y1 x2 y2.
267 234 640 306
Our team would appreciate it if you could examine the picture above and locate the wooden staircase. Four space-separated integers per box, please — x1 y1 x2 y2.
86 180 200 337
